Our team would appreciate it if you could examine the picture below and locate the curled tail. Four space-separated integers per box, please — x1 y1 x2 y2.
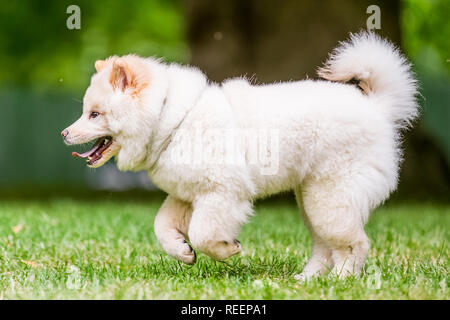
318 32 419 129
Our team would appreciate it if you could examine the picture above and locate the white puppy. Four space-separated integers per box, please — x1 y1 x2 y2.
62 32 418 279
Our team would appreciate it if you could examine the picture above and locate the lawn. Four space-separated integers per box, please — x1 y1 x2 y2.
0 191 448 299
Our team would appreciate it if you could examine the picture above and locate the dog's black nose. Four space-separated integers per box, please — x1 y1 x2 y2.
61 129 69 138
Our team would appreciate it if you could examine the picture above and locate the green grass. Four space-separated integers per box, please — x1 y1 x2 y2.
0 192 448 299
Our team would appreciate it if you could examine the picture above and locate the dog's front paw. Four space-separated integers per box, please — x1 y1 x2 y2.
177 241 197 265
162 239 197 265
207 239 242 261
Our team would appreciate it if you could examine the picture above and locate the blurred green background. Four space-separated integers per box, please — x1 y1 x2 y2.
0 0 448 200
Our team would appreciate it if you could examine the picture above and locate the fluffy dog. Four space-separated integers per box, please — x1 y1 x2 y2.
62 32 418 279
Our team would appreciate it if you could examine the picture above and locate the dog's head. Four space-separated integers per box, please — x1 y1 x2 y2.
61 55 168 170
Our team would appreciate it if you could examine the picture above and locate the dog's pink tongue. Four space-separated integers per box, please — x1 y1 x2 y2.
72 145 98 158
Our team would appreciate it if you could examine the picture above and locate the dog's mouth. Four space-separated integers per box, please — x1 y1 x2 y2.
72 136 119 168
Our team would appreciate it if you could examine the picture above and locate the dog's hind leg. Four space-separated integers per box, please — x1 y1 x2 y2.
299 177 370 279
294 188 333 281
154 195 196 264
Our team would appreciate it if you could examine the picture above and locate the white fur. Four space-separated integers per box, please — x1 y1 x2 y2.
65 32 418 279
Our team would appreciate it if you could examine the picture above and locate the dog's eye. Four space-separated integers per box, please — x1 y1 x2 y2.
89 111 100 119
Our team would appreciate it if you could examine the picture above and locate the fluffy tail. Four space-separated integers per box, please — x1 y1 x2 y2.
318 32 419 129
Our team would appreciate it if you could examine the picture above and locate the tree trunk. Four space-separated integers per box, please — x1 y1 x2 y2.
186 0 400 82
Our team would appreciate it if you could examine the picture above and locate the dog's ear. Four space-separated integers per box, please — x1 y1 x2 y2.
95 60 106 72
110 58 134 92
109 57 150 95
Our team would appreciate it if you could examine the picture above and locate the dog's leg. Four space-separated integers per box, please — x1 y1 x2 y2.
295 239 333 281
294 189 333 281
298 178 370 279
188 193 251 261
154 196 196 264
329 235 370 278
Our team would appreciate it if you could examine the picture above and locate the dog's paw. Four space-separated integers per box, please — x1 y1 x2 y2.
212 239 242 260
179 241 197 265
167 240 197 265
294 273 307 282
294 271 320 282
198 239 242 261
